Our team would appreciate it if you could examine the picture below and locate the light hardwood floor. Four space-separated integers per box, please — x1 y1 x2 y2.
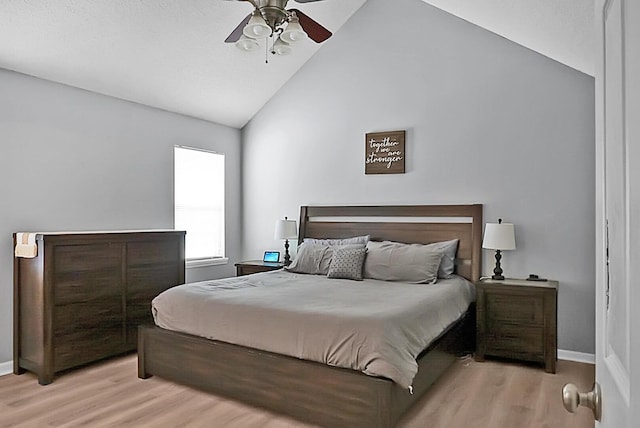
0 355 594 427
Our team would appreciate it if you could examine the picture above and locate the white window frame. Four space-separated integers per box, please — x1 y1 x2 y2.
174 145 228 268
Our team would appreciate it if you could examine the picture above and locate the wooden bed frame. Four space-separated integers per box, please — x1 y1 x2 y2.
138 204 483 427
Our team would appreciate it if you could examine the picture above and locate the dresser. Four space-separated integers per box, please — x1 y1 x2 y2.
475 278 558 373
13 230 185 384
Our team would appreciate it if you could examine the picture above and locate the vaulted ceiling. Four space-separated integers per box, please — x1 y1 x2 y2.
0 0 594 129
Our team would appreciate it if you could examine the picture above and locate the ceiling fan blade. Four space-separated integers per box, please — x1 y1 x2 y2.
293 0 326 3
290 9 332 43
225 13 252 43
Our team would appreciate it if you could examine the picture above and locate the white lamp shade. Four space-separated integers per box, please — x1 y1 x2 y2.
235 34 259 51
482 222 516 250
275 219 297 240
243 12 271 39
280 15 307 43
272 37 292 55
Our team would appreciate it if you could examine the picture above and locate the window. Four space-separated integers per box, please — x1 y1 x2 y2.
174 146 225 265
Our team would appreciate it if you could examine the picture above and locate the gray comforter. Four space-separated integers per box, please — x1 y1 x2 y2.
152 270 475 389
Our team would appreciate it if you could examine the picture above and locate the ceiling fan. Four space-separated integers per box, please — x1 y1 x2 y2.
224 0 332 57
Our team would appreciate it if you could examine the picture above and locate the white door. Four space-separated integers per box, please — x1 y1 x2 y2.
594 0 640 426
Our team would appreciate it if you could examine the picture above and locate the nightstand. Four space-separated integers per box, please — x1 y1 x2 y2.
235 260 285 276
475 278 558 373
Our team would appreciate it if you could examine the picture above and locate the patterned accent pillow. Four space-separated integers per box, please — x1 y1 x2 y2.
327 247 367 281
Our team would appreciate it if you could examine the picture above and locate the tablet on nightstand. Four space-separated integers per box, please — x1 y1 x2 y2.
263 251 280 263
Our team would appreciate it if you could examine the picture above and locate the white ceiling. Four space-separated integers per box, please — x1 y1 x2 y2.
0 0 593 129
420 0 594 77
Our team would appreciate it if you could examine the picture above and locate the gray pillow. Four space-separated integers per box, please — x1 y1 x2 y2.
327 247 367 281
363 241 442 284
425 239 459 278
303 235 370 246
286 243 365 275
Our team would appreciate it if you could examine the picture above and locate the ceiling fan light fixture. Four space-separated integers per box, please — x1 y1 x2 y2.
280 14 307 43
273 37 292 55
243 11 271 39
235 34 259 52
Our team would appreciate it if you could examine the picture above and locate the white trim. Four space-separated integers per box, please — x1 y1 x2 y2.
605 347 631 405
558 349 596 364
0 361 13 377
174 144 224 156
186 257 229 269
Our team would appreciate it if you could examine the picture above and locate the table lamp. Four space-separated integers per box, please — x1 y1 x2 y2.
482 218 516 280
274 216 297 265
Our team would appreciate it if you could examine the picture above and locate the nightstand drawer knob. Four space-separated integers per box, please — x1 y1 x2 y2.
562 383 601 421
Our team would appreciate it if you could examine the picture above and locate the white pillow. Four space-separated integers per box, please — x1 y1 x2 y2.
425 239 459 278
363 241 442 283
286 243 366 275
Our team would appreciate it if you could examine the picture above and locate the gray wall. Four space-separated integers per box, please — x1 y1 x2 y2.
0 69 242 363
242 0 595 353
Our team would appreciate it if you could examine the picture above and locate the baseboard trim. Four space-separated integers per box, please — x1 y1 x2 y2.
0 361 13 377
558 349 595 364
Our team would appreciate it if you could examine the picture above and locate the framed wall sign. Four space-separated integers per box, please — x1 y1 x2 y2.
365 130 406 174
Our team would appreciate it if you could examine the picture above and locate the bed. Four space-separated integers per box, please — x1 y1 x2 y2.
138 204 483 427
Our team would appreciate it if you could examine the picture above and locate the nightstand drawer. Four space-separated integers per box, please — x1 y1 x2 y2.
239 265 270 276
235 260 284 276
486 325 544 359
486 293 544 325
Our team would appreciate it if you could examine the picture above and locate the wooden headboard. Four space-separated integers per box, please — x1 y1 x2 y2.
298 205 483 282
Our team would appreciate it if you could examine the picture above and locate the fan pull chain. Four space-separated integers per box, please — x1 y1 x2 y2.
265 38 269 64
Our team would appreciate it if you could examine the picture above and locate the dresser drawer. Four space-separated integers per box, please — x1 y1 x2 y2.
53 299 124 371
485 325 544 360
54 326 124 371
127 240 181 266
53 244 121 272
486 293 544 325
